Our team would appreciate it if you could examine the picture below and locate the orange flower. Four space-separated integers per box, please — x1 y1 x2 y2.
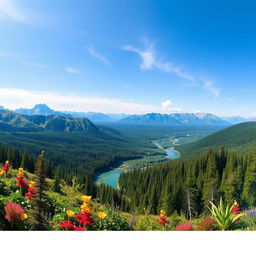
81 195 91 203
80 203 93 214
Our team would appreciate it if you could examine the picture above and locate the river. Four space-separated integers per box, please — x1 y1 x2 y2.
94 142 180 189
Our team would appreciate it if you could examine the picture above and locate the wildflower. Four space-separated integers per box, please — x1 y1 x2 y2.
66 210 75 218
59 220 75 230
0 170 4 176
81 195 91 203
21 213 28 220
16 176 29 189
74 226 85 231
25 186 36 199
98 211 107 220
3 160 10 172
176 223 193 231
232 201 241 223
29 181 35 188
160 210 166 217
80 203 93 214
76 213 95 227
159 209 168 226
17 168 24 178
247 209 256 218
4 202 26 224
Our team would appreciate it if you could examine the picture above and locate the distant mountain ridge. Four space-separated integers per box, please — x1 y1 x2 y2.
177 121 256 156
15 104 65 116
120 112 230 126
1 103 248 126
14 104 127 123
0 109 99 133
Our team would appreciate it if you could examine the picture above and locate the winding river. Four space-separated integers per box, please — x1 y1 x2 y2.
94 142 180 189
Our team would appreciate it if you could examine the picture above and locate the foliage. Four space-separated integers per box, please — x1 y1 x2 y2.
208 198 244 231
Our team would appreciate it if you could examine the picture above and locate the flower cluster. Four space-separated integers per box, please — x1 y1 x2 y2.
247 209 256 218
59 195 107 231
16 168 29 189
25 181 36 199
176 223 193 231
4 202 27 224
0 160 10 176
159 209 168 226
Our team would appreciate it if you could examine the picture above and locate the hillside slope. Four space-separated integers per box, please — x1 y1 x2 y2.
177 121 256 157
0 109 99 133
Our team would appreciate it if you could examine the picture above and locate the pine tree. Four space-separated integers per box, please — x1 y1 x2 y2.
242 151 256 207
30 151 50 230
53 170 61 193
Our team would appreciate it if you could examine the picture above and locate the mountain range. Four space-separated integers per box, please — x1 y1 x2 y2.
0 109 99 133
120 112 229 126
1 103 254 126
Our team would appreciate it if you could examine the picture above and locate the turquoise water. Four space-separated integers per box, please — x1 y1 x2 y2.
95 169 124 189
166 148 180 159
95 147 180 189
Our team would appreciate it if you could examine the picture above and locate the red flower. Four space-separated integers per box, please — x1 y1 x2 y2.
25 187 36 199
16 176 29 189
232 201 241 223
159 216 168 226
74 226 85 231
3 161 10 172
4 202 25 224
76 213 95 227
59 220 75 230
176 223 193 231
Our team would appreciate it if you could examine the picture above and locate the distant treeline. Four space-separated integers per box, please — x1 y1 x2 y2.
119 147 256 217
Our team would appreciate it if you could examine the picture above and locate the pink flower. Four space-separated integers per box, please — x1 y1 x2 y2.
4 202 25 224
176 223 193 231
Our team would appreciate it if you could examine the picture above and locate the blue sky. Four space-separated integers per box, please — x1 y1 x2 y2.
1 0 256 116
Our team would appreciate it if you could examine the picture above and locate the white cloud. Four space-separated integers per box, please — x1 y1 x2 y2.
65 67 81 74
86 46 110 67
0 0 27 23
123 41 220 97
0 88 159 114
161 100 173 112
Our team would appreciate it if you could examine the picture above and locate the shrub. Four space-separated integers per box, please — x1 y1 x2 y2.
197 217 218 231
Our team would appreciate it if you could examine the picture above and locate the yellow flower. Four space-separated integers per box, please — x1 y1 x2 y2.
160 210 166 217
0 170 4 176
98 211 107 220
81 195 91 203
80 203 93 214
21 213 28 220
17 168 24 178
66 210 74 218
29 181 35 188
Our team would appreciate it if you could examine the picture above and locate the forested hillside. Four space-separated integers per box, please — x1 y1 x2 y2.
119 147 256 218
0 109 98 132
177 122 256 157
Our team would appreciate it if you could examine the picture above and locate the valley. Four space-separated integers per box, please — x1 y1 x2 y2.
94 125 224 188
